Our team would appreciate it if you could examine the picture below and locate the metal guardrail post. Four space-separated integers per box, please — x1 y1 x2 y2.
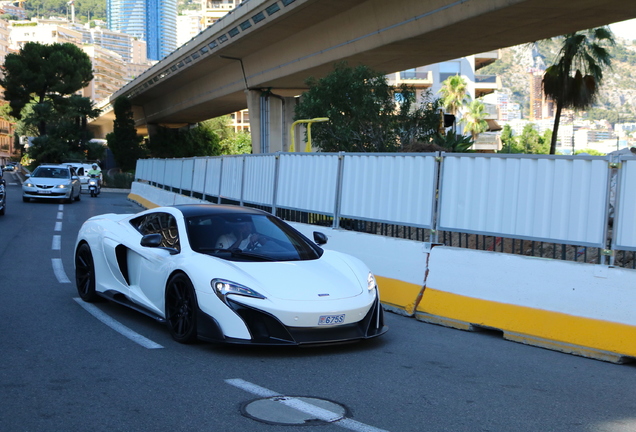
272 153 280 215
332 152 345 229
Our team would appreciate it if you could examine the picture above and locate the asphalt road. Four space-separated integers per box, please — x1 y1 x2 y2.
2 170 636 432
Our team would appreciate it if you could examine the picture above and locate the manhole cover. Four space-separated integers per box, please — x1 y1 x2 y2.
242 396 348 426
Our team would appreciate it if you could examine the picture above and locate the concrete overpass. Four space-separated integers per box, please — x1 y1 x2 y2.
88 0 636 152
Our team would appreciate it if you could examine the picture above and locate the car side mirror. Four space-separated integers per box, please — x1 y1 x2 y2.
141 233 163 248
25 174 30 178
313 231 328 245
71 176 79 180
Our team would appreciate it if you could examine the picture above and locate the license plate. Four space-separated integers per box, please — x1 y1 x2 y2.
39 190 51 194
318 314 345 325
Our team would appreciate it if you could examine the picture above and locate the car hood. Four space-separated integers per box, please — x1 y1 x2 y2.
218 251 366 301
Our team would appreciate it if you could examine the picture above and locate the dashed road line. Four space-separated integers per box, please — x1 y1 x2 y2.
73 298 164 349
52 258 71 283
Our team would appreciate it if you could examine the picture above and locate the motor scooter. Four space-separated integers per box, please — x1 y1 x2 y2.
88 174 101 197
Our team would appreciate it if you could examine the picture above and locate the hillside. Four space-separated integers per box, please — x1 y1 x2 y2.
481 35 636 123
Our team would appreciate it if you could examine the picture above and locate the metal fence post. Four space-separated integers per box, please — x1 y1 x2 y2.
272 152 280 215
333 152 345 229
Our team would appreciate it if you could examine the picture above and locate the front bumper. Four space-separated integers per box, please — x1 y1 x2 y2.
23 187 72 199
196 296 388 345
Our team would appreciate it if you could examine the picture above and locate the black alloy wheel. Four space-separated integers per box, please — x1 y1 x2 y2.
75 243 100 302
165 273 198 344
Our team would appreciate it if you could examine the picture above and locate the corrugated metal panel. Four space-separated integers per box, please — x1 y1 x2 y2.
219 156 244 201
165 159 182 188
152 159 167 185
614 156 636 250
276 154 339 214
438 154 609 246
340 154 437 227
191 158 208 193
243 155 276 206
180 159 195 191
135 159 148 180
203 158 222 197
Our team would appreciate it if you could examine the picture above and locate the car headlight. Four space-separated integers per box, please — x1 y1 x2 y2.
367 272 377 291
25 182 34 187
212 278 266 304
55 184 68 189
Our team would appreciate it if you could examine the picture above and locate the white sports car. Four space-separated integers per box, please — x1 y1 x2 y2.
74 204 387 345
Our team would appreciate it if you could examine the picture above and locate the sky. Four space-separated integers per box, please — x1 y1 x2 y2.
609 18 636 41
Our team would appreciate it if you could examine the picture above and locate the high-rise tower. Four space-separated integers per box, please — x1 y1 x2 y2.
107 0 176 60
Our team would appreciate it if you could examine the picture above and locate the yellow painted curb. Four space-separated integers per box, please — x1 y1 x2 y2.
128 193 158 209
417 287 636 362
376 276 423 316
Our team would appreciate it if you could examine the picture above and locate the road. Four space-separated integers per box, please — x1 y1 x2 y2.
1 169 636 432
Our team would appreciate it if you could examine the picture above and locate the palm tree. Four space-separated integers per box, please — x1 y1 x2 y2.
542 27 614 154
439 75 471 132
460 100 489 141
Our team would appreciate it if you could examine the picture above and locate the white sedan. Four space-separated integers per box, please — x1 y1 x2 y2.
22 164 81 203
74 204 387 345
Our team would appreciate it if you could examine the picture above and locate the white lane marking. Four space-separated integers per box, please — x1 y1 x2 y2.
54 221 62 231
225 379 389 432
73 298 164 349
52 258 70 283
57 211 63 220
52 235 61 250
58 204 64 211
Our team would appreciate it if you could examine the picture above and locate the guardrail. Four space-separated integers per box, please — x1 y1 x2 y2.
136 151 636 268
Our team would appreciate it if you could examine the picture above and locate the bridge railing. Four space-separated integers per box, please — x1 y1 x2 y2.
135 152 636 268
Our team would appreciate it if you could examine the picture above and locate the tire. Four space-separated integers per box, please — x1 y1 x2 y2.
75 242 100 302
22 196 29 203
165 273 198 344
90 189 95 197
75 189 81 201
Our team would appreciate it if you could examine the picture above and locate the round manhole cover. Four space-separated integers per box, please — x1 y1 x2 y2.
242 396 348 426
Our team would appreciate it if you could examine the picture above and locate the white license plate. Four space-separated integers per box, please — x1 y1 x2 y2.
39 190 52 194
318 314 345 325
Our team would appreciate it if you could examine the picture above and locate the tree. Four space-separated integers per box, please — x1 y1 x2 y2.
294 62 444 152
1 42 94 135
542 27 614 154
145 123 222 158
439 75 471 116
460 100 489 140
106 97 146 172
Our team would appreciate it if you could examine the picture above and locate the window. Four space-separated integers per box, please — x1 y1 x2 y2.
131 212 180 252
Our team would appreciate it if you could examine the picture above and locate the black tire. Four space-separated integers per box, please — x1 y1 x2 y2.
90 189 95 197
75 189 81 201
22 196 29 203
75 243 100 302
165 273 198 344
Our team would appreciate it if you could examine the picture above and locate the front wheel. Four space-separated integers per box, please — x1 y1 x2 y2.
165 273 198 344
75 243 100 302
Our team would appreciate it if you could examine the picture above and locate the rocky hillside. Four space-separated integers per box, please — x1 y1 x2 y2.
481 35 636 122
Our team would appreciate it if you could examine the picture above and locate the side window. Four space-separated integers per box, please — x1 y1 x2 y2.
131 212 181 252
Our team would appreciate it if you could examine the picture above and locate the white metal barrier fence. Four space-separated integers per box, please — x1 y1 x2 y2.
135 152 636 263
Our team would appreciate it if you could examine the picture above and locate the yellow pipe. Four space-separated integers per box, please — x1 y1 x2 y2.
289 117 329 152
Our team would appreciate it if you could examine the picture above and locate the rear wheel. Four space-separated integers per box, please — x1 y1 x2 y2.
75 243 99 302
165 273 198 344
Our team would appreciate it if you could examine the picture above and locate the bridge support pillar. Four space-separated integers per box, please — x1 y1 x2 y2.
247 90 297 154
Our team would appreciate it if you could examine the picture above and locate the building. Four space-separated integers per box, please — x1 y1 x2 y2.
81 45 128 103
177 11 204 47
9 18 84 48
202 0 244 27
107 0 177 60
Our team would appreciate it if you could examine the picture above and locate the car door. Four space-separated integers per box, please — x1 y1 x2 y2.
125 212 181 316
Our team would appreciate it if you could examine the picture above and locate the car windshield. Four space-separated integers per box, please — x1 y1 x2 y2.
185 213 322 262
32 167 69 179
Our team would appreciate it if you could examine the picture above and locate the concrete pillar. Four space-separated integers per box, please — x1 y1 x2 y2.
247 90 298 153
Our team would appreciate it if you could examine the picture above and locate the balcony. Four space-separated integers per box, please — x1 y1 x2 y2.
474 74 499 97
474 50 499 70
389 70 433 87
